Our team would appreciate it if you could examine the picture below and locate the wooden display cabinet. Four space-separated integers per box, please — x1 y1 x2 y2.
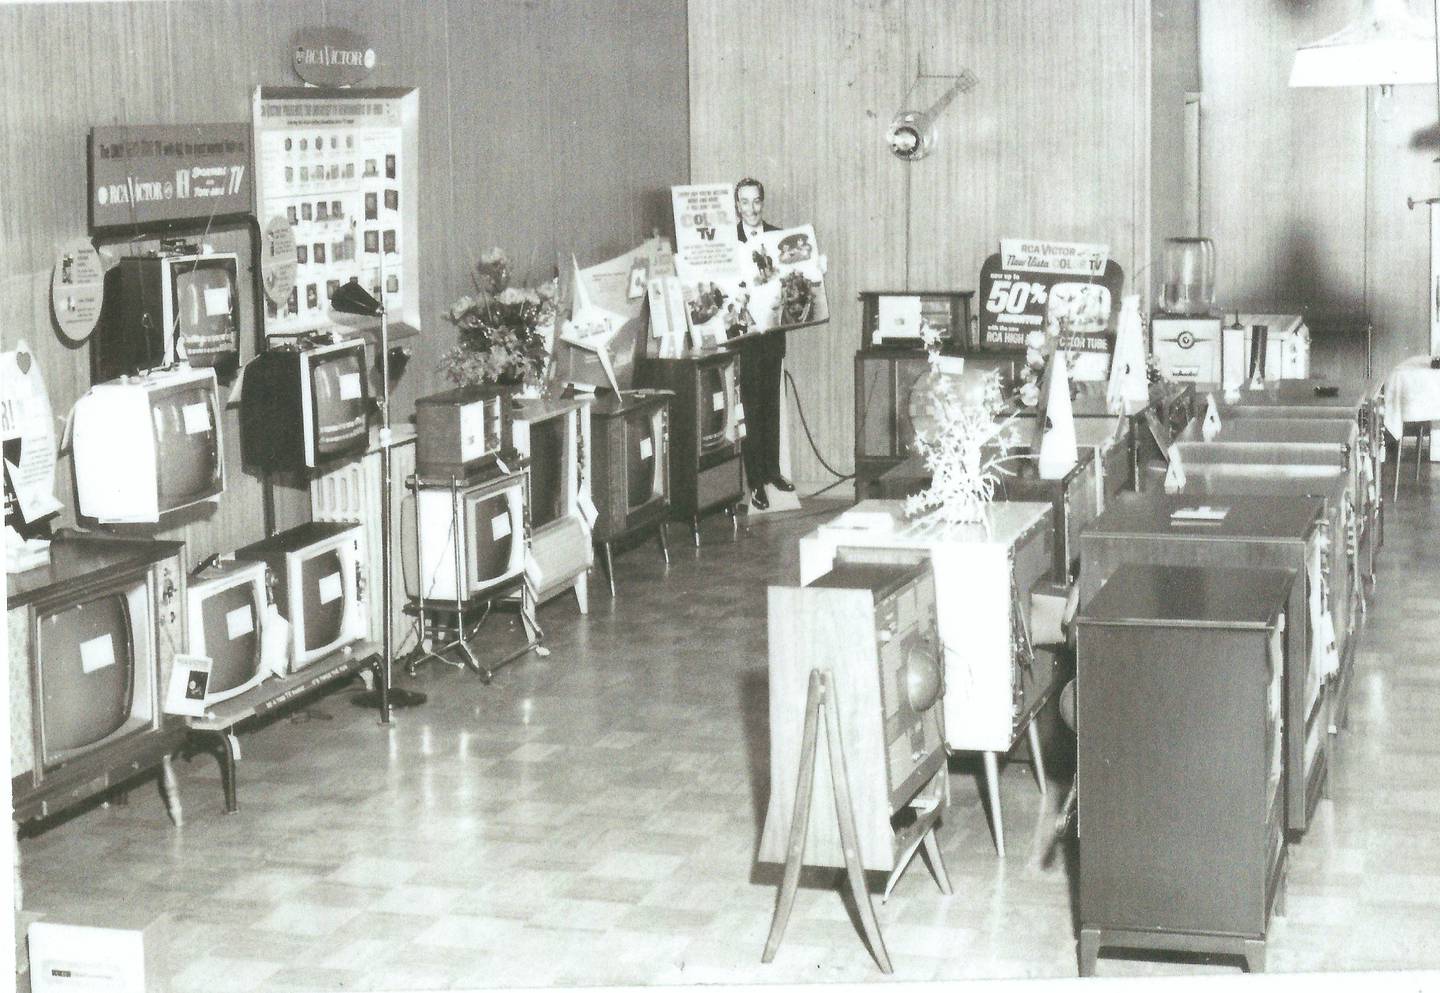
9 535 187 826
1218 380 1381 590
635 351 744 546
588 389 674 593
1075 564 1292 975
1137 462 1361 737
875 447 1099 584
857 290 974 352
1079 492 1330 837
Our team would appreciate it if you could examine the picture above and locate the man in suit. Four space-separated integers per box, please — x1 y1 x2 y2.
733 177 792 510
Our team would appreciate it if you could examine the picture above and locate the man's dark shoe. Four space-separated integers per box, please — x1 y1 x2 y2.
750 486 770 510
771 476 795 493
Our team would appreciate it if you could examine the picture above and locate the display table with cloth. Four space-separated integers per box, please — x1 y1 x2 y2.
797 499 1056 856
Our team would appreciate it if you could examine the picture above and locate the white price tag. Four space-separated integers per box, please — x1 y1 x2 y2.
734 402 745 421
338 373 362 400
203 285 231 317
318 571 342 604
225 606 255 640
492 512 512 539
639 437 653 461
182 402 211 435
460 403 487 460
80 634 116 674
578 491 599 528
712 391 725 412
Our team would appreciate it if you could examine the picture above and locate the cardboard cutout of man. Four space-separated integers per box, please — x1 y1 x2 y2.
733 177 791 509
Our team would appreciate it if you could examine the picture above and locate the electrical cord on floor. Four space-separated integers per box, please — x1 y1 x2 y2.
784 369 853 483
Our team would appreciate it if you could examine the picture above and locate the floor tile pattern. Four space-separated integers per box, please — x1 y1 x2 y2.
15 477 1440 989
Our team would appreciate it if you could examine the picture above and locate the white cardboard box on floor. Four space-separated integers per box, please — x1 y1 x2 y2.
26 914 167 993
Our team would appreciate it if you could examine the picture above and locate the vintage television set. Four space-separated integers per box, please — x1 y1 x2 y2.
9 535 186 822
512 396 593 609
185 559 271 704
239 337 372 473
401 468 528 604
233 522 368 670
94 252 242 382
588 389 672 589
70 365 225 524
413 384 516 479
635 351 743 543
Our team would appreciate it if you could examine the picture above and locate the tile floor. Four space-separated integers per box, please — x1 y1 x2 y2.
13 470 1440 990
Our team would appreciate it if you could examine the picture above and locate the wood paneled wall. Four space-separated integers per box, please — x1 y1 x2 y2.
1151 0 1199 281
688 0 1151 487
1196 0 1436 382
0 0 689 561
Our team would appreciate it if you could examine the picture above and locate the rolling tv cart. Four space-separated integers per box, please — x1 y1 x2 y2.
185 639 381 813
401 469 547 684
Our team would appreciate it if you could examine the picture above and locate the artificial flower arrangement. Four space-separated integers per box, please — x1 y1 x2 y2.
440 247 556 389
903 320 1024 525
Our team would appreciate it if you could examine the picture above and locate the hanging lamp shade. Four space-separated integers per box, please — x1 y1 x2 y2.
1289 0 1436 87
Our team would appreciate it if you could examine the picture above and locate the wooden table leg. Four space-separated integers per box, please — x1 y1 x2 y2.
602 542 617 597
983 750 1005 857
920 826 952 896
821 673 892 974
159 754 183 828
1027 718 1048 796
658 523 671 566
1078 928 1101 976
762 671 824 965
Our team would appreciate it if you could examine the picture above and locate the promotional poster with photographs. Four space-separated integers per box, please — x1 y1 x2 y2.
669 183 827 349
254 91 409 338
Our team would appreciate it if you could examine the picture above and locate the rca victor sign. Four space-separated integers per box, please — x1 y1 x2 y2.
89 123 252 231
291 27 376 87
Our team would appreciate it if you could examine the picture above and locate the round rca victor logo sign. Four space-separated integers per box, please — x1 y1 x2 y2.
292 27 375 87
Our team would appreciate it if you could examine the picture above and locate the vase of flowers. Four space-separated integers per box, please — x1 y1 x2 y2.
440 247 556 391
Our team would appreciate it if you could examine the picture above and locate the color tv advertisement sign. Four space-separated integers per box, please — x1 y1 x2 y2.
978 238 1124 379
90 123 253 230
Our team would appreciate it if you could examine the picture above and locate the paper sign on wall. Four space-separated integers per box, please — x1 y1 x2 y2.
51 241 106 343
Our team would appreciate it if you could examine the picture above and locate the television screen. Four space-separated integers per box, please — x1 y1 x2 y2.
298 546 347 654
150 381 222 510
196 579 261 696
310 349 370 459
171 257 239 369
467 490 517 584
626 410 659 511
699 365 729 451
527 417 567 530
38 591 136 760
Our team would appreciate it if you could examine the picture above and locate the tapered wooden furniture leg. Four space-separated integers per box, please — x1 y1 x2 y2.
821 672 893 974
160 754 183 827
573 571 588 615
1078 928 1101 976
658 523 671 565
761 670 824 965
1394 434 1401 503
1026 719 1048 795
983 750 1005 857
692 515 701 548
920 826 952 895
602 542 617 597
